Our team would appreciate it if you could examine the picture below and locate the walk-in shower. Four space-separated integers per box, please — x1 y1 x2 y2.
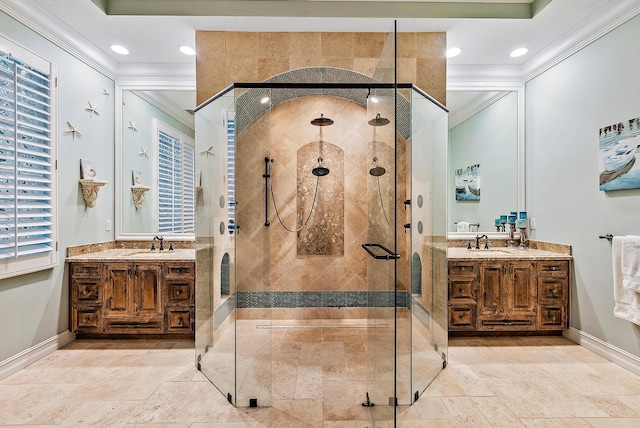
194 52 448 426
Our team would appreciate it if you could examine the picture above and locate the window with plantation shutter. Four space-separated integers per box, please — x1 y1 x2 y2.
155 120 195 234
0 39 57 279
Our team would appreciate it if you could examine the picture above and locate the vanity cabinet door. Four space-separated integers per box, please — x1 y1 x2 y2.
477 262 506 319
507 261 537 318
133 263 163 318
104 263 133 317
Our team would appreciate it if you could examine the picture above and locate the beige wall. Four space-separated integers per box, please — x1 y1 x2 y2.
195 31 446 106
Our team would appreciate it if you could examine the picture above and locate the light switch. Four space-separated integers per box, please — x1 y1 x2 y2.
105 220 112 231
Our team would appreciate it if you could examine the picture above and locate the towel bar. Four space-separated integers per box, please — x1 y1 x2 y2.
599 234 614 241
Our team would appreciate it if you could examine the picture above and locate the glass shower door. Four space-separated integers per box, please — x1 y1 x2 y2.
194 88 237 404
364 86 398 426
409 88 449 401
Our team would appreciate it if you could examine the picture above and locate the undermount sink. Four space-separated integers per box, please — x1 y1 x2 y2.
466 249 513 254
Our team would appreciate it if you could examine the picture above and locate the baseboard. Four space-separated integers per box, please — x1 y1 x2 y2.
0 330 76 381
564 327 640 376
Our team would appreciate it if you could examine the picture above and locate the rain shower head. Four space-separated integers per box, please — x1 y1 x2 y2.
312 158 330 177
311 113 334 126
368 113 390 127
369 157 386 176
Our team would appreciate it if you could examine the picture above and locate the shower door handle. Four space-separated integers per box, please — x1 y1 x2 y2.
361 243 400 260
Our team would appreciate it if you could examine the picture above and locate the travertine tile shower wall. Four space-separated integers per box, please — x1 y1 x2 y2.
195 31 446 106
235 96 408 319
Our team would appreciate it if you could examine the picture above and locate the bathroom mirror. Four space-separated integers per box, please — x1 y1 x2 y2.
446 82 525 239
115 83 197 240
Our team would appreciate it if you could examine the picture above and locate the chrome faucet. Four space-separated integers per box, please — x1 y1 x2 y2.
475 234 488 250
153 235 164 251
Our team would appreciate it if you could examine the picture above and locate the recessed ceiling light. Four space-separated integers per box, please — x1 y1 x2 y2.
510 47 529 58
110 44 129 55
260 96 270 105
446 47 462 58
179 45 196 56
369 96 379 104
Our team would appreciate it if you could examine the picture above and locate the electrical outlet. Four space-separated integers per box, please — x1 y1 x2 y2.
105 220 112 231
529 218 536 230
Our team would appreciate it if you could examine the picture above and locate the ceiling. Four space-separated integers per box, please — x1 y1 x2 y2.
4 0 640 117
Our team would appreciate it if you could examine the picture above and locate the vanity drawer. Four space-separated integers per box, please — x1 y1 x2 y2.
449 277 476 300
166 281 193 306
448 305 477 330
165 309 193 333
478 316 536 331
538 306 566 329
538 276 566 302
103 318 163 334
71 263 102 278
164 262 194 279
72 307 102 333
71 278 101 303
449 262 477 277
537 261 568 277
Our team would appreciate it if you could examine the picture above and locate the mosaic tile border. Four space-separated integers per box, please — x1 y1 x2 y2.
235 290 408 309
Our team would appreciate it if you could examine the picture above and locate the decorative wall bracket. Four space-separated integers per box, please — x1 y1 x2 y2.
79 179 108 208
131 185 151 210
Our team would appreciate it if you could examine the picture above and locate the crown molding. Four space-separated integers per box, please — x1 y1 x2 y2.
116 62 196 84
448 64 525 87
0 0 117 79
523 0 640 82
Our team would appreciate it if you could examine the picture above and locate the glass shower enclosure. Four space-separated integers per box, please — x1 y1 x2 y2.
194 29 448 425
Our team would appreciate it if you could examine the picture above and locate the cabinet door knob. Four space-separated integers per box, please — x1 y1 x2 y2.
83 268 88 273
178 317 183 326
82 317 89 323
551 316 557 321
82 290 88 295
551 266 556 271
176 290 181 295
461 266 465 271
551 289 558 294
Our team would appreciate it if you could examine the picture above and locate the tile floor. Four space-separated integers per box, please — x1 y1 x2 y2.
1 332 640 427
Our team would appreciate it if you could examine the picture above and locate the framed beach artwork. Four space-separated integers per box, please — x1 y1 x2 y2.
599 116 640 191
455 163 481 201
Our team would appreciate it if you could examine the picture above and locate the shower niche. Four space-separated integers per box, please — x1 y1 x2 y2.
194 69 448 425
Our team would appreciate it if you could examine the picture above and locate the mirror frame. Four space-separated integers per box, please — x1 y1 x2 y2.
114 79 196 241
446 79 525 240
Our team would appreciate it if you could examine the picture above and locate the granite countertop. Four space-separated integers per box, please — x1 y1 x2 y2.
66 248 195 262
447 246 572 261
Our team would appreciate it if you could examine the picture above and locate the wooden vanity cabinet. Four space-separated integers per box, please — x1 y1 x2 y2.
70 263 103 334
448 258 569 334
163 262 195 334
70 260 194 337
447 261 478 331
537 260 569 330
103 263 164 334
477 261 537 331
